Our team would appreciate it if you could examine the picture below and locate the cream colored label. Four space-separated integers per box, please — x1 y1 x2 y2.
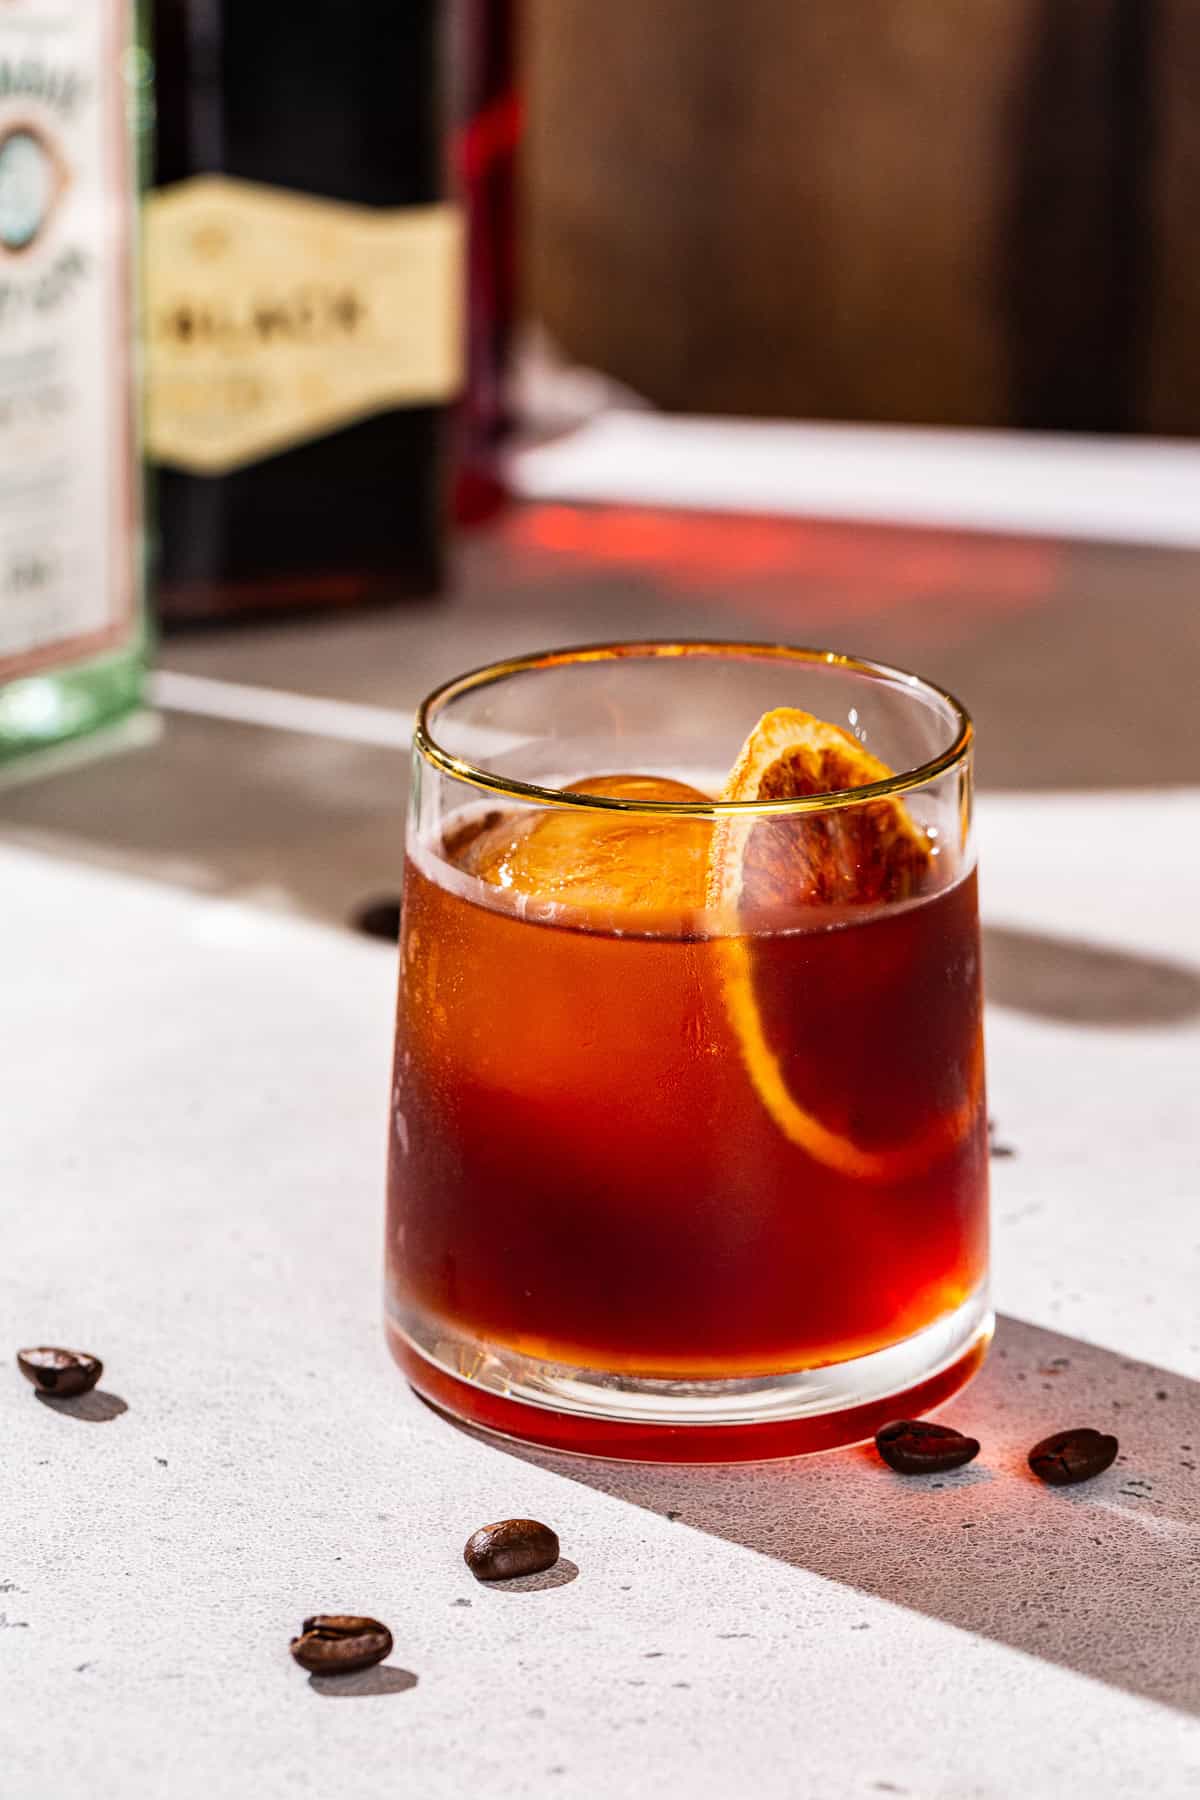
0 0 139 681
144 176 464 474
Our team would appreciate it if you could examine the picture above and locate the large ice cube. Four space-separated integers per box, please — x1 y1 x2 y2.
460 774 711 914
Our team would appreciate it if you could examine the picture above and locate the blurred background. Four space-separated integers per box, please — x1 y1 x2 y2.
528 0 1180 434
1 0 1198 928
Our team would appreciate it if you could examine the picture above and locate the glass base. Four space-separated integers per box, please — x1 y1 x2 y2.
0 702 157 785
0 645 145 764
387 1286 993 1463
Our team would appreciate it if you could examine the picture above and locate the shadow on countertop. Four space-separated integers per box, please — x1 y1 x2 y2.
34 1389 128 1423
984 926 1200 1027
309 1666 419 1699
454 1316 1200 1718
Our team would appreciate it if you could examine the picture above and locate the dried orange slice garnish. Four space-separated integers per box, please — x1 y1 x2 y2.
708 708 978 1179
708 708 930 914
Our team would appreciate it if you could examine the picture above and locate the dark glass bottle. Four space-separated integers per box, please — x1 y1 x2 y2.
147 1 461 624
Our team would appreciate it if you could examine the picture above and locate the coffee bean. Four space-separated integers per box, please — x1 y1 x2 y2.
464 1518 560 1581
17 1347 103 1398
1028 1428 1118 1486
290 1615 393 1675
875 1419 980 1475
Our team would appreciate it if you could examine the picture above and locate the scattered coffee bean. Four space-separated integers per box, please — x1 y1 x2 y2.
464 1518 560 1581
17 1347 103 1398
875 1419 981 1475
289 1615 393 1675
350 897 401 942
1028 1428 1118 1486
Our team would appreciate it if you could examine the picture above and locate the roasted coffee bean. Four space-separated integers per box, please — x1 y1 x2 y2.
17 1347 103 1398
289 1615 393 1675
875 1419 981 1475
464 1518 560 1581
350 897 401 942
1028 1428 1118 1486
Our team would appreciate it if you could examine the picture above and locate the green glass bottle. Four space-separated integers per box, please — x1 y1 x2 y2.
0 0 149 769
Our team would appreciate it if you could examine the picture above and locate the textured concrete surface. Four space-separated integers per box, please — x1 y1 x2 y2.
1 513 1197 941
3 777 1199 1798
157 514 1200 794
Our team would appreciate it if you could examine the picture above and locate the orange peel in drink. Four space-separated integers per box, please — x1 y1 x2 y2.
707 708 980 1180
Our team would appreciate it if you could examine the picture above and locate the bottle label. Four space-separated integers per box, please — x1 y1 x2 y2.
0 0 139 681
145 176 464 474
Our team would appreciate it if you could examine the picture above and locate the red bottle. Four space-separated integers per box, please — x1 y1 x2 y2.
450 0 522 526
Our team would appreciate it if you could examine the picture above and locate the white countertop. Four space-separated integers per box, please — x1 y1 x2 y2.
4 788 1199 1799
512 412 1200 549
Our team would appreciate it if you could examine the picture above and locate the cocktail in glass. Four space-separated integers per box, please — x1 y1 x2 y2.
386 643 989 1460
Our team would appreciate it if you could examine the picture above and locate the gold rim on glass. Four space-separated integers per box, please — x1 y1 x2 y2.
414 641 973 815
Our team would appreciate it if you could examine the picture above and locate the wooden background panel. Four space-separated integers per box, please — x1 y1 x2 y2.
523 0 1180 433
1147 0 1200 433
